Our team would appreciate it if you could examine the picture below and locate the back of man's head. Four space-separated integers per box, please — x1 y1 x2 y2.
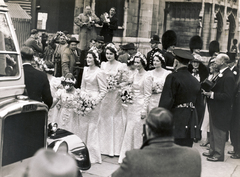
146 107 173 137
26 148 78 177
21 46 34 61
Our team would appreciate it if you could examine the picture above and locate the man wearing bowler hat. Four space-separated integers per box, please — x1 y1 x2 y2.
112 107 201 177
118 43 137 63
146 35 163 71
159 49 204 147
62 37 83 87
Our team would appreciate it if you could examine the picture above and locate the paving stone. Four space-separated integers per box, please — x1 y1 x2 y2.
102 156 119 165
83 161 119 177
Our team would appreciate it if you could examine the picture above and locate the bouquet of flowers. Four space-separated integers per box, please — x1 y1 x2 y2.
73 91 97 116
152 82 164 94
106 70 122 91
119 85 134 104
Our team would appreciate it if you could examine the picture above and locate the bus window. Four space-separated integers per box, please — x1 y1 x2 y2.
0 54 19 76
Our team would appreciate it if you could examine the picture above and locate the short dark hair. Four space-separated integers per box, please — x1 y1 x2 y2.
21 46 34 60
30 29 38 35
146 107 173 137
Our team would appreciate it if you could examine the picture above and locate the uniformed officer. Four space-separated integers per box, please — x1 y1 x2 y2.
146 35 163 71
159 49 204 147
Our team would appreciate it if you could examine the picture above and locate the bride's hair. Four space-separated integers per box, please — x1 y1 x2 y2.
87 51 100 67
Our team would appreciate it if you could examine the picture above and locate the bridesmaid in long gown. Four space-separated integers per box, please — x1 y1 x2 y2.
119 52 152 163
78 49 107 163
148 52 171 111
99 43 127 156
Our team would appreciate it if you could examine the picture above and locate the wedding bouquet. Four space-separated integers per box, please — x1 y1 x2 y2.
152 82 163 94
119 85 134 104
106 70 123 91
73 91 97 116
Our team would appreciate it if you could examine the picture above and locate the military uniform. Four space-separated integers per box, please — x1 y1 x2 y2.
159 49 204 147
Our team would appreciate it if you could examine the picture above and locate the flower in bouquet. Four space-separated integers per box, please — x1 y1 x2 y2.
100 12 110 23
74 92 97 116
152 82 164 94
107 74 119 91
119 85 134 104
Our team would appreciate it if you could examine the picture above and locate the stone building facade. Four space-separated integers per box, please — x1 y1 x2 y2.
74 0 239 54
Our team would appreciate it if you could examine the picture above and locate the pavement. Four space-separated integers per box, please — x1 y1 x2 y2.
81 141 240 177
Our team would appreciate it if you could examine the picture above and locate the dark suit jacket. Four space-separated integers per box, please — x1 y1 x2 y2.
207 68 235 131
100 15 118 43
23 64 53 109
112 137 201 177
159 67 204 138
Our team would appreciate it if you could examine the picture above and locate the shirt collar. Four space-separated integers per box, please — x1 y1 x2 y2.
220 67 228 74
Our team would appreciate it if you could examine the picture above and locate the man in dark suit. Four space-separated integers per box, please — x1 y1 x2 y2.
112 107 201 177
146 35 163 71
100 7 118 43
22 46 53 109
159 49 204 147
202 54 235 162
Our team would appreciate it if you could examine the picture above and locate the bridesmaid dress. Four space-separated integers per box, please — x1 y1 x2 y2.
148 69 171 111
99 61 127 156
118 71 152 163
78 66 107 163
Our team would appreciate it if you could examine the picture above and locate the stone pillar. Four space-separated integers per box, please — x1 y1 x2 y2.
221 0 228 52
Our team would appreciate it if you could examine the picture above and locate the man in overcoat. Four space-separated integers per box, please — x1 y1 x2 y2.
202 54 235 161
112 107 201 177
21 46 52 109
61 37 82 87
159 49 204 147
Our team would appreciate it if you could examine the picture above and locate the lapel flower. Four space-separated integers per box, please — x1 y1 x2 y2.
218 73 223 78
233 71 237 75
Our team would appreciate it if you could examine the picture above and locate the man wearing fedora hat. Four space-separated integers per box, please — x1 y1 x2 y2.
146 35 163 71
112 107 201 177
22 148 81 177
118 43 137 63
62 37 83 87
159 49 204 147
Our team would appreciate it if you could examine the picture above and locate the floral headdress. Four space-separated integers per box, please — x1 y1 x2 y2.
133 52 147 65
61 76 76 85
153 52 165 62
106 43 119 56
89 46 100 63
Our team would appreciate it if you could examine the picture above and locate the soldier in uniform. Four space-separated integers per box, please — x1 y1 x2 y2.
161 30 177 71
159 49 204 147
146 35 163 71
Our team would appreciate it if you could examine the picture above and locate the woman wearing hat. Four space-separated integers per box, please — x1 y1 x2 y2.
148 52 171 111
77 48 107 163
119 52 152 163
98 43 127 157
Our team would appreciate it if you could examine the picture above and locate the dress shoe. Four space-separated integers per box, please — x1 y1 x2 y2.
230 154 240 159
202 152 212 157
207 157 223 162
228 151 235 155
